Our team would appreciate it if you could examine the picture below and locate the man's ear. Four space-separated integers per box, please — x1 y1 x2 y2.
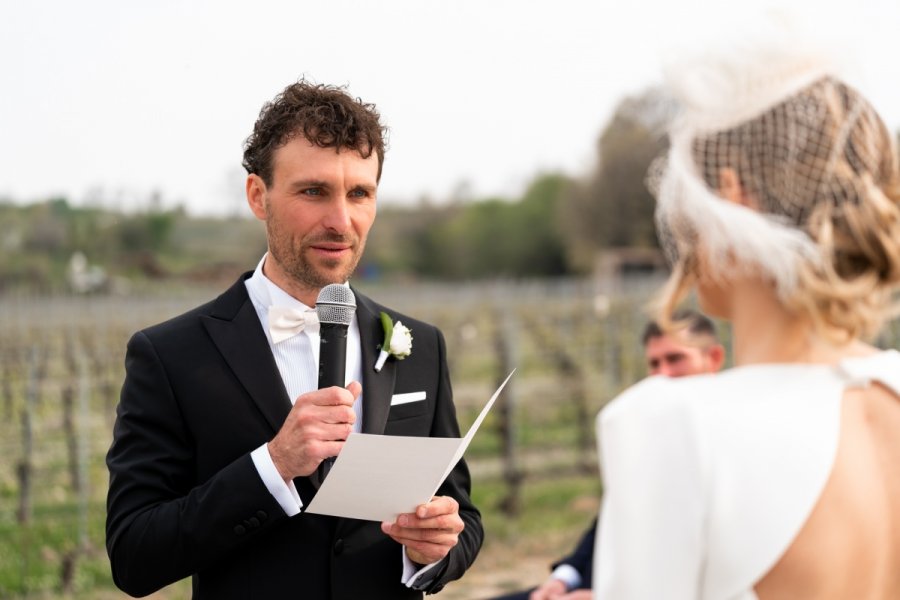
707 344 726 372
246 174 267 221
718 168 757 210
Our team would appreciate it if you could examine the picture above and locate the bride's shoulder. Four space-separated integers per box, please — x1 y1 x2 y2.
602 371 724 415
598 375 707 442
599 364 806 427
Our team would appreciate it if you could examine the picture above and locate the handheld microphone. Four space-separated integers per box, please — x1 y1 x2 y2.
314 284 356 482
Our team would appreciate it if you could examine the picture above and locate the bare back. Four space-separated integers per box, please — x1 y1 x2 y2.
755 382 900 599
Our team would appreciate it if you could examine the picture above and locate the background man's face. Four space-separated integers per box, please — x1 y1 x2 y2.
644 332 720 378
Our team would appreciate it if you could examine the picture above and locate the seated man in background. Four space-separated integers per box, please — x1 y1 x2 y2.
491 309 724 600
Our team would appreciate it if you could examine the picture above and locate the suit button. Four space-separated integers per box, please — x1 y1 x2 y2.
249 517 260 528
333 538 344 555
256 510 268 521
234 525 246 536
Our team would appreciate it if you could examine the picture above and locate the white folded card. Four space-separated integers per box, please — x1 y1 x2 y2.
390 391 426 405
306 370 515 522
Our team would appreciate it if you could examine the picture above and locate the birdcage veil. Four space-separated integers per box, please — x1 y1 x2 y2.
648 16 893 302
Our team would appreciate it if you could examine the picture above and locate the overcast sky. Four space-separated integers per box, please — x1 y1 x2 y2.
2 0 899 216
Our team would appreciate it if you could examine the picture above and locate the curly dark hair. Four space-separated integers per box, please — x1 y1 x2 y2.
242 79 388 185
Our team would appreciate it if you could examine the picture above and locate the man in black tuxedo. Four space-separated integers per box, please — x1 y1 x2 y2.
491 310 723 600
106 80 483 599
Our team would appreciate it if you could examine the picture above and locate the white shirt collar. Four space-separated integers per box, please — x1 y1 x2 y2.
244 252 356 320
245 253 351 310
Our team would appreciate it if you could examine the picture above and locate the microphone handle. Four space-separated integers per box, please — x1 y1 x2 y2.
317 322 349 483
318 322 348 388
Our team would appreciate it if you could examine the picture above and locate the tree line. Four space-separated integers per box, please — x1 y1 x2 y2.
5 85 664 293
16 86 889 292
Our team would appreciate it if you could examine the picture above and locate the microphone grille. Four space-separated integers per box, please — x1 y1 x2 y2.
315 284 356 325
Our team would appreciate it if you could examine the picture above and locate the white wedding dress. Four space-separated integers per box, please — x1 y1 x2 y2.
593 350 900 599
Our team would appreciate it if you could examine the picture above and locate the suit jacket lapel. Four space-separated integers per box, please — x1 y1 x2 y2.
355 291 396 435
201 274 292 434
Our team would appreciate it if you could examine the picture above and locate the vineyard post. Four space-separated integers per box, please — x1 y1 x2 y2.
494 308 521 517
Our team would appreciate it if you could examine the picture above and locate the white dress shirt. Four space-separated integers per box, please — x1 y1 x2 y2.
245 255 363 514
244 255 433 587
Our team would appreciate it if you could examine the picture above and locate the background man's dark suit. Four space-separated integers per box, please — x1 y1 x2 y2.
490 519 594 600
553 519 595 589
106 274 483 599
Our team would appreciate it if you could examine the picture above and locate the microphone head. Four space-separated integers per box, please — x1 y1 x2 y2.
315 284 356 326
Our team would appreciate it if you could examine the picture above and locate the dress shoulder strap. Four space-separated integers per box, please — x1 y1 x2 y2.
837 350 900 397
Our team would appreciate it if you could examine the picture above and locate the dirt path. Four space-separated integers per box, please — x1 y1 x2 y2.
440 552 553 599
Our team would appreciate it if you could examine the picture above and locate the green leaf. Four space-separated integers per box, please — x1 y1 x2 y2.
379 311 394 347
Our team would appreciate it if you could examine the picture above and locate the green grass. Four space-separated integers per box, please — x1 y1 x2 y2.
0 500 108 597
473 474 601 543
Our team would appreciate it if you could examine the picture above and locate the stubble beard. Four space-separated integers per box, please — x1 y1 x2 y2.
266 222 364 294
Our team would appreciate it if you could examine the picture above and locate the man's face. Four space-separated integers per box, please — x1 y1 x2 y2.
644 332 721 378
246 136 378 304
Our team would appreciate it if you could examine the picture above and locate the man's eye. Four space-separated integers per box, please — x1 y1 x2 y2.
349 188 369 198
302 188 322 196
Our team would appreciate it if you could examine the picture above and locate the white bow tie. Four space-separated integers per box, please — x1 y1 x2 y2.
268 305 319 343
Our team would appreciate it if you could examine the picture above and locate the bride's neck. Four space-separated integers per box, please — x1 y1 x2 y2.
728 279 862 366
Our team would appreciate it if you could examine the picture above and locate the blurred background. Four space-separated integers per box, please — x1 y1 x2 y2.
2 1 900 598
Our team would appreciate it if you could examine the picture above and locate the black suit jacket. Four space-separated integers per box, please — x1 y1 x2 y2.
106 274 483 599
552 517 596 590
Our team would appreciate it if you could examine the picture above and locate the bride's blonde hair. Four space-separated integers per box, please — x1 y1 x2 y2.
656 77 900 341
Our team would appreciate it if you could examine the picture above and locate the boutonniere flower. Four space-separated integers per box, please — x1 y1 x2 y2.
374 311 413 372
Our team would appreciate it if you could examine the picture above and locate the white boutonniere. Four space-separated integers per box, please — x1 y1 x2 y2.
374 311 413 372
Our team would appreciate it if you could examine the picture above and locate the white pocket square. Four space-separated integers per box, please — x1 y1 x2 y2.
390 391 426 406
